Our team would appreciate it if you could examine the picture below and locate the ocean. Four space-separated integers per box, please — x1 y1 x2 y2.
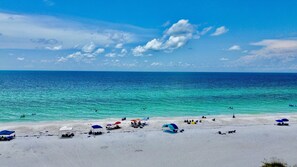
0 71 297 122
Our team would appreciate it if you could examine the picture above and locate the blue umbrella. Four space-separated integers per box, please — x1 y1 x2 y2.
282 118 289 122
275 120 283 123
162 123 179 131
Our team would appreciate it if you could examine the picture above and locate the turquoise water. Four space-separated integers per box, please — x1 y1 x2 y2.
0 71 297 122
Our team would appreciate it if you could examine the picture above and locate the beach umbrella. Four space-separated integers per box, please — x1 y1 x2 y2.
114 121 121 125
106 124 112 126
169 123 179 130
282 118 289 122
162 123 179 131
92 125 102 129
275 120 283 123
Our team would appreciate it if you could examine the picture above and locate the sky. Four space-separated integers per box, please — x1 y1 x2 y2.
1 0 297 72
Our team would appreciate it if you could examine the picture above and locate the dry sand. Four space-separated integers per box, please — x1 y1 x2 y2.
1 114 297 167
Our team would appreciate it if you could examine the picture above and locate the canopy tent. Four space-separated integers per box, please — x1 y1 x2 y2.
282 118 289 122
59 126 73 131
0 130 15 141
59 126 74 138
0 130 15 135
275 119 289 126
92 125 103 129
162 123 179 133
90 125 103 135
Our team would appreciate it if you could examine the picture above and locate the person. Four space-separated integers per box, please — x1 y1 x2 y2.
232 113 236 118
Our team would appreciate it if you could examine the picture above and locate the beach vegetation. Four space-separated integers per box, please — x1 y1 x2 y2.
261 157 288 167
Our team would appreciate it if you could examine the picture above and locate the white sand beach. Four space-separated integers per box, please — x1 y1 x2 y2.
1 114 297 167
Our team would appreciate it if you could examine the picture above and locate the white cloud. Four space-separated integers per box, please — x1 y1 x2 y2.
105 52 116 58
118 48 128 57
220 57 229 61
17 57 24 61
228 45 241 51
45 45 62 50
57 51 96 63
94 48 105 55
199 26 212 35
115 43 123 49
162 21 171 27
165 19 196 36
132 19 203 56
57 57 67 62
211 26 229 36
151 62 162 66
236 39 297 66
82 42 96 53
0 12 145 50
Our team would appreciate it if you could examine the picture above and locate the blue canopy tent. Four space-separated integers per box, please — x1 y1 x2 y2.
90 125 103 135
162 123 179 133
0 130 15 141
282 118 289 122
92 125 103 129
275 118 289 126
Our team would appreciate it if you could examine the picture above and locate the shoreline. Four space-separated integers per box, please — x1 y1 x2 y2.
1 112 296 126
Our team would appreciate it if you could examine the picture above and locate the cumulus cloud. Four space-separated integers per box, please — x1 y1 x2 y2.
228 45 241 51
94 48 105 55
57 51 96 63
236 39 297 67
132 19 202 56
211 26 229 36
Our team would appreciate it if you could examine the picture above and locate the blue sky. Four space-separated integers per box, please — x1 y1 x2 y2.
1 0 297 72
